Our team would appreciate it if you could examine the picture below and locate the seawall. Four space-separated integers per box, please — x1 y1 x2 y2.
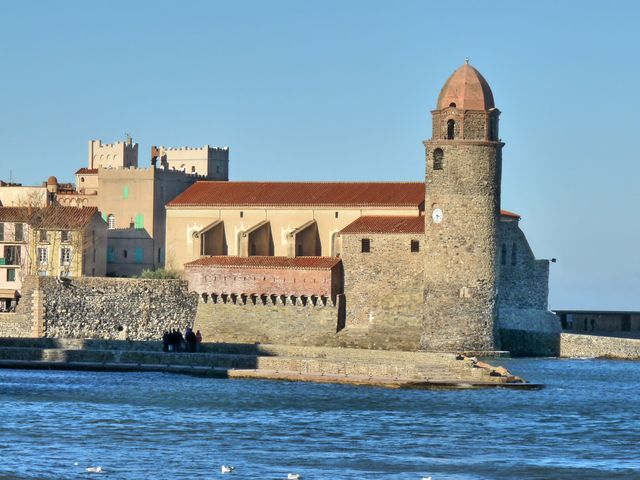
560 333 640 360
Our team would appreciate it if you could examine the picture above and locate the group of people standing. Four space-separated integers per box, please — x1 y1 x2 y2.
162 327 202 353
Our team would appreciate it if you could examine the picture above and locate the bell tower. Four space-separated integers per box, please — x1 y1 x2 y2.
421 61 503 352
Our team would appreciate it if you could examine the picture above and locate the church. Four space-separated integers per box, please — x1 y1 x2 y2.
168 62 558 353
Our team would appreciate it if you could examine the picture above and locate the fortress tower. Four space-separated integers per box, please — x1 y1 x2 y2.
421 61 503 352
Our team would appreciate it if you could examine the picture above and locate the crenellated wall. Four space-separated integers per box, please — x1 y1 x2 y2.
194 293 344 346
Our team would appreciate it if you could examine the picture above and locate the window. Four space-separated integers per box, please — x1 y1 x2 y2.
134 213 144 229
449 102 456 108
37 247 48 265
433 149 444 170
410 240 420 253
123 249 128 259
61 230 71 243
107 246 115 263
80 177 85 183
122 186 129 199
6 268 16 282
240 211 244 218
361 238 371 253
158 248 162 263
107 214 115 230
14 223 23 241
501 243 507 266
447 119 455 140
0 223 3 242
134 247 144 264
4 246 20 265
39 230 48 242
191 166 196 173
60 247 72 266
511 242 517 266
335 211 339 219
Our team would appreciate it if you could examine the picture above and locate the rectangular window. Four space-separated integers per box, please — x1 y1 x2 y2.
410 240 420 253
0 223 4 242
335 212 339 219
107 246 115 263
14 223 23 241
39 230 48 242
134 213 144 229
37 247 48 265
60 247 72 265
123 186 129 199
3 246 20 265
134 246 144 264
7 269 16 282
361 238 371 253
61 230 71 243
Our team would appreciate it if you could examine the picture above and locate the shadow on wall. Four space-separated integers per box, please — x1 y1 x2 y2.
499 329 560 357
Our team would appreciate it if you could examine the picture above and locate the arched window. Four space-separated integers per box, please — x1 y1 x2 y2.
449 102 456 108
501 243 507 265
447 119 456 140
433 149 444 170
107 214 115 230
511 242 517 266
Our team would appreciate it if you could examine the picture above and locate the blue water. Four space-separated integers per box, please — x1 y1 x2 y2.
0 358 639 480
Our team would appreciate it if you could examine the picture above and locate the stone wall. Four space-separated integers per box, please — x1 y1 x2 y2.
340 233 424 328
0 276 39 338
560 333 640 360
40 277 198 340
194 294 344 346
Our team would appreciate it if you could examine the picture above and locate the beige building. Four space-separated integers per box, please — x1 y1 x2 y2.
59 138 230 276
165 181 425 270
0 206 106 310
0 180 51 208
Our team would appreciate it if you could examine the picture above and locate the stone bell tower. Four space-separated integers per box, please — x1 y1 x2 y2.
421 61 503 352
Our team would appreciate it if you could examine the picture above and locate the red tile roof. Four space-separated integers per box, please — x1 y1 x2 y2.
185 256 342 270
340 215 425 234
167 182 426 208
0 207 32 222
500 209 521 219
29 207 99 229
75 168 98 175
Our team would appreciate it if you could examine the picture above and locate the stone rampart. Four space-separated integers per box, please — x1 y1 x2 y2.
560 333 640 360
39 277 198 340
194 294 344 346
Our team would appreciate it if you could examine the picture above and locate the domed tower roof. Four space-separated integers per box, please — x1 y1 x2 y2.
46 176 58 186
436 62 495 111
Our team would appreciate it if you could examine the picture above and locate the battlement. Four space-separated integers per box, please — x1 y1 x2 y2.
199 292 340 308
91 139 138 149
157 145 229 152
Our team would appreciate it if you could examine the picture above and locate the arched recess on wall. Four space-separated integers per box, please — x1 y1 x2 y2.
433 148 444 170
447 119 456 140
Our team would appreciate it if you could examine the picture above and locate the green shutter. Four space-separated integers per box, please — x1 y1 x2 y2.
134 247 144 264
123 185 129 199
134 213 144 229
0 258 5 266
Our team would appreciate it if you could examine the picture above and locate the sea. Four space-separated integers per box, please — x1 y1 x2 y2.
0 358 638 480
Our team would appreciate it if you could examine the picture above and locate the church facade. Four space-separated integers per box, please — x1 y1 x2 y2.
171 63 557 353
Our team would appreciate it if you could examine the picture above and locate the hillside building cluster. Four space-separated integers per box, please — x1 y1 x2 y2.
0 62 557 352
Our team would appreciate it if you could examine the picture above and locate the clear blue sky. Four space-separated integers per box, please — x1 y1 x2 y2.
1 1 638 310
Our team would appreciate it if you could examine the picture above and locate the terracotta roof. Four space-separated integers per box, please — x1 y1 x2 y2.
500 209 521 219
46 176 58 186
167 182 425 208
340 215 425 234
75 168 98 175
0 207 32 222
29 206 99 229
437 63 495 110
185 256 342 270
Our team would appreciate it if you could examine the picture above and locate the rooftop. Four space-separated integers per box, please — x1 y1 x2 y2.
436 62 495 111
0 206 99 229
340 215 425 234
185 256 342 270
167 181 426 208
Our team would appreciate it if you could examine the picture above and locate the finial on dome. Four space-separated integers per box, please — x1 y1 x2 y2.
465 57 470 65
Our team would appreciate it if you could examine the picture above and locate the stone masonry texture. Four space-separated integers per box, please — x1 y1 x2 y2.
40 277 198 340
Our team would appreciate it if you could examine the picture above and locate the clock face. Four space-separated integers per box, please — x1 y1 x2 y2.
432 208 443 224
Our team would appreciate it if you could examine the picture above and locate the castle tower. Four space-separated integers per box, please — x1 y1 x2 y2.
421 61 503 352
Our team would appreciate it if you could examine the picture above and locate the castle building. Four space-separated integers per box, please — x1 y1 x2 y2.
58 138 229 277
172 62 557 352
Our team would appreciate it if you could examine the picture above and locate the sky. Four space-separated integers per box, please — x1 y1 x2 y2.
0 0 638 310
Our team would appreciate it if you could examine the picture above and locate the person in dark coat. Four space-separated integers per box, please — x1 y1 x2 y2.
162 331 169 352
